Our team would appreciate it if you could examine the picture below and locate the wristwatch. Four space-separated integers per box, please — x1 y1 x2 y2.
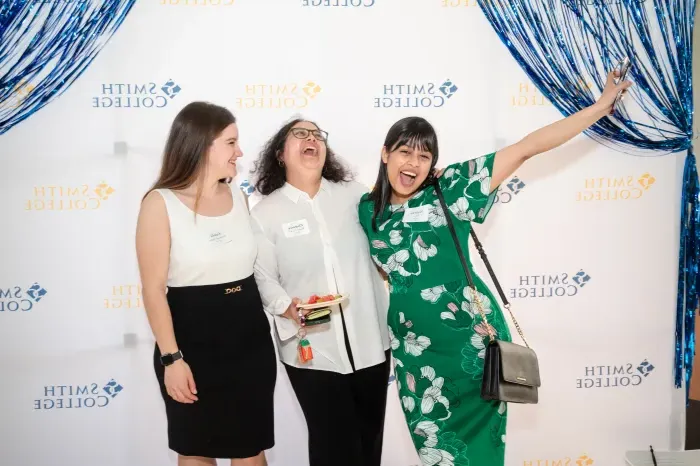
160 350 184 366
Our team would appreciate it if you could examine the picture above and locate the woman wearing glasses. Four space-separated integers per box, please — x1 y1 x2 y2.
249 119 391 466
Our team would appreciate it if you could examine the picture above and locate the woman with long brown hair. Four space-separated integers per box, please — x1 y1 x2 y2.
135 101 276 466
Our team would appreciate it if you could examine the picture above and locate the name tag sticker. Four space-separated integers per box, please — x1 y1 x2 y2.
283 219 311 238
403 205 430 223
209 231 232 244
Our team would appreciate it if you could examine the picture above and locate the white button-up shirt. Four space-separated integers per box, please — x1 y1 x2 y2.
250 179 390 374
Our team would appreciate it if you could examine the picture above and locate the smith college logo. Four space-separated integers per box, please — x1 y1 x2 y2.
512 82 550 107
374 79 458 108
92 79 182 108
104 285 142 309
440 0 480 7
584 0 646 5
512 78 592 107
240 179 255 196
302 0 375 6
494 176 526 205
160 0 235 5
511 270 591 299
523 453 595 466
0 78 34 110
34 379 124 410
26 182 116 211
576 173 655 201
0 283 47 312
577 359 655 389
236 82 321 110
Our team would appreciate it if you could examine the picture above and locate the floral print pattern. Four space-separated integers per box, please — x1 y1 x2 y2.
358 153 511 466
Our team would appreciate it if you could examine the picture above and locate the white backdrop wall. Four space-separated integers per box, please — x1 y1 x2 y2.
0 1 687 465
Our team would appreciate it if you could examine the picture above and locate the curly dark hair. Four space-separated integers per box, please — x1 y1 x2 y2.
252 117 354 196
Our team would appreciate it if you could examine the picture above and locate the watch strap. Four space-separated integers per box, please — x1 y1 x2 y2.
160 350 184 366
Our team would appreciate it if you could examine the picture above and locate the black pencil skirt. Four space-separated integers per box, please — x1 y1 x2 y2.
153 274 277 459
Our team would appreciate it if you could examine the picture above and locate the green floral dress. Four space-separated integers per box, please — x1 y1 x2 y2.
358 152 512 466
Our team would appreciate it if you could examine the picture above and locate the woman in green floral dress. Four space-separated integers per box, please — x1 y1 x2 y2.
358 71 630 465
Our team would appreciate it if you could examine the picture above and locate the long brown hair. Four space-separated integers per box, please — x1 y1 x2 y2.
145 101 236 214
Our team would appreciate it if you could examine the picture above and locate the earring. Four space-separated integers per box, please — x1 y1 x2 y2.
278 159 284 167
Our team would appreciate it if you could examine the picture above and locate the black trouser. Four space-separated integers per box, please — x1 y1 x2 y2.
284 349 391 466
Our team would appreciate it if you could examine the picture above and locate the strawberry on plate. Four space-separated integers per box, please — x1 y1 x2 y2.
305 294 343 305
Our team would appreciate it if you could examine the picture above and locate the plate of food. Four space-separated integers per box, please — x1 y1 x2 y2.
297 293 348 310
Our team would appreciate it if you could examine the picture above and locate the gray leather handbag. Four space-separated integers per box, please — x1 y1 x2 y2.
434 180 541 404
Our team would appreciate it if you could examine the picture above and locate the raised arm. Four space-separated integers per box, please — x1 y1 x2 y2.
491 70 632 191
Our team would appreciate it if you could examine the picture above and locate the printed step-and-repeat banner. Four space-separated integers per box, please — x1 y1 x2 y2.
0 1 686 465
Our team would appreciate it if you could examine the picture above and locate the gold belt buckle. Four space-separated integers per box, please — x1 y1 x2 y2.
225 286 242 295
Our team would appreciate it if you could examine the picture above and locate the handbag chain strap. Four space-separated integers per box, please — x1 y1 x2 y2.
433 179 530 348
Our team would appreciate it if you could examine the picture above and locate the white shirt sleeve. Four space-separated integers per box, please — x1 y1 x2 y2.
250 212 298 342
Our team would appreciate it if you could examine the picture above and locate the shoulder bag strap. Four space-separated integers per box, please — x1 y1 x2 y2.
433 180 529 348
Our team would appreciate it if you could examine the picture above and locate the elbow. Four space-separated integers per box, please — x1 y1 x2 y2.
141 284 167 307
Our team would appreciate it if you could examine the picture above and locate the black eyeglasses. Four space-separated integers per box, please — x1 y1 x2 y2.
289 127 328 142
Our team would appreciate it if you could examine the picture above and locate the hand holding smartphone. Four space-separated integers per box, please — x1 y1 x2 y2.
611 57 631 114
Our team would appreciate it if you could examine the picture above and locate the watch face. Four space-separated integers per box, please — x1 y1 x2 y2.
161 354 174 365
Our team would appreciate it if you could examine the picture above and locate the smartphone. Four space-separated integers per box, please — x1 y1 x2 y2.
611 57 631 113
303 308 331 327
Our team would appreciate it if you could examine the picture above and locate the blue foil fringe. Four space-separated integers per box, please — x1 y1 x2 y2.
476 0 698 401
0 0 136 135
0 0 697 404
676 149 699 401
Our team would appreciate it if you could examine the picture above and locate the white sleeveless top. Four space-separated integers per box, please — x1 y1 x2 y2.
155 184 257 287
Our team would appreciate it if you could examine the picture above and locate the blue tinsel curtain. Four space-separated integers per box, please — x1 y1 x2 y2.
477 0 698 400
0 0 136 135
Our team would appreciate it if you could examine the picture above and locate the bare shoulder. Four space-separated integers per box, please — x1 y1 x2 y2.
136 190 169 238
141 189 166 212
